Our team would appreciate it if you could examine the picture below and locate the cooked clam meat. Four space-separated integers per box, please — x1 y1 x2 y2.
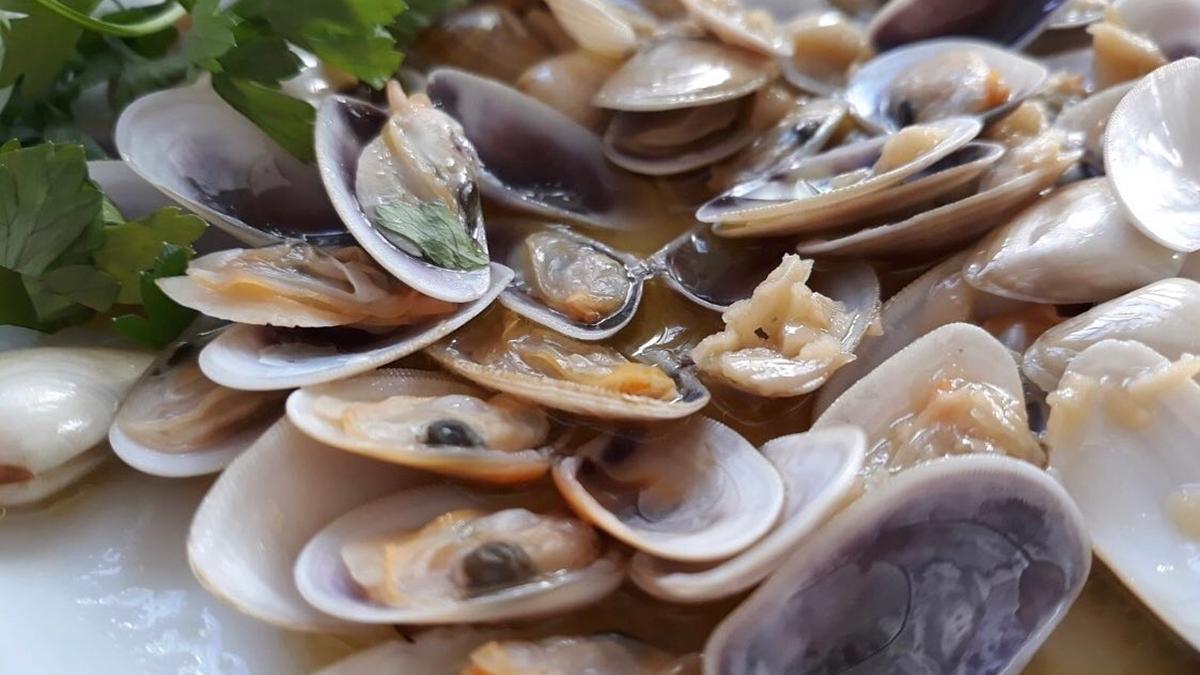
863 375 1045 492
464 635 699 674
692 255 855 396
1088 19 1166 89
342 508 602 606
157 244 456 328
312 393 549 453
518 230 632 323
870 122 952 173
978 132 1074 191
889 49 1012 125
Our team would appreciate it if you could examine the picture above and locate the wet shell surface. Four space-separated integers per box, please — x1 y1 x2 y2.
846 39 1049 133
593 39 773 111
1105 57 1200 252
116 79 348 246
1045 339 1200 651
197 264 511 391
552 416 784 562
652 225 798 312
1054 81 1133 172
703 454 1091 675
286 368 553 483
630 426 865 602
867 0 1070 51
293 484 624 624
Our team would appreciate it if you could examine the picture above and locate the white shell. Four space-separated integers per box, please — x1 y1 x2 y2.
1105 58 1200 252
316 629 522 675
545 0 639 59
602 102 758 176
593 39 773 111
630 426 865 602
1022 278 1200 392
286 368 552 483
0 449 108 509
187 419 427 631
293 484 625 624
681 0 791 56
1114 0 1200 60
198 264 512 391
553 416 785 562
846 38 1049 133
1046 339 1200 652
703 454 1090 675
1050 0 1110 29
962 177 1184 303
1054 81 1133 172
867 0 1068 51
116 78 348 246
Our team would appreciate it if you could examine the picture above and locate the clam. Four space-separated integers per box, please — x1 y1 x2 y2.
698 116 982 237
652 225 800 311
867 0 1070 51
316 629 522 675
1088 16 1168 90
462 634 700 674
487 219 644 340
545 0 642 59
780 11 873 96
845 38 1049 133
814 323 1046 494
1045 339 1200 651
109 328 287 477
187 419 427 631
413 4 554 84
425 308 710 420
196 264 511 391
631 426 865 602
602 93 762 175
1050 0 1111 29
293 483 624 624
1022 278 1200 392
1105 58 1200 252
517 51 621 131
718 97 847 185
423 67 650 231
681 0 791 57
1111 0 1200 60
704 454 1091 675
552 416 784 561
286 368 554 483
0 347 153 508
962 177 1185 303
115 78 348 246
316 83 493 303
594 38 773 111
691 255 881 397
1053 81 1134 173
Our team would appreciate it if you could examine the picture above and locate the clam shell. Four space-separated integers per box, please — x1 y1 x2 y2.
1054 81 1134 173
1115 0 1200 60
425 67 650 232
187 419 428 631
868 0 1070 51
1050 0 1110 29
602 98 759 176
593 39 773 111
1105 58 1200 252
198 264 512 391
962 177 1184 303
293 484 625 624
1046 339 1200 651
653 225 798 312
703 454 1090 675
630 426 865 602
545 0 639 58
0 448 108 509
846 38 1049 133
488 219 645 340
87 159 173 219
316 629 523 675
552 417 785 562
286 368 552 483
1022 278 1200 392
314 95 491 303
681 0 792 57
116 78 348 246
724 98 848 184
699 116 982 234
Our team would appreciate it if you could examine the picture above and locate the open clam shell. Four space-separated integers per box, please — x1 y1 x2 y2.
846 38 1049 133
962 177 1185 304
723 98 847 184
699 116 982 236
630 426 865 602
425 67 648 231
1022 277 1200 392
110 327 286 478
198 264 512 391
681 0 792 56
487 219 644 340
315 95 491 303
552 417 785 562
1054 81 1134 173
867 0 1070 51
593 38 774 111
286 368 553 483
544 0 641 59
1114 0 1200 60
293 484 625 624
602 95 759 176
1105 58 1200 252
187 419 428 631
704 454 1091 675
1045 339 1200 651
116 78 348 247
652 225 798 312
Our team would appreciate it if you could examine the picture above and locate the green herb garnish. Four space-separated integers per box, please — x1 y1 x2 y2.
376 200 489 271
112 243 197 348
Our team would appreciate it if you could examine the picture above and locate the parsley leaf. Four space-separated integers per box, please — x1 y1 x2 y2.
183 0 237 71
0 0 99 99
95 206 207 303
211 73 315 162
112 243 198 348
376 200 488 271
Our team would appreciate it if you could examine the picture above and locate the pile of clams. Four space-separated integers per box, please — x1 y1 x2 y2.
16 0 1200 671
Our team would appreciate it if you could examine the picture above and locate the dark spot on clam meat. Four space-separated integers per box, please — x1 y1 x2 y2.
460 541 538 595
754 327 769 341
424 419 484 447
